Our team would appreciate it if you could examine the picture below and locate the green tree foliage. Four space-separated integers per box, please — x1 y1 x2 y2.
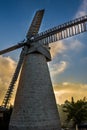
63 97 87 127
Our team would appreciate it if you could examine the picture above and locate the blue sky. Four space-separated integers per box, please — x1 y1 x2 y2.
0 0 87 104
0 0 82 45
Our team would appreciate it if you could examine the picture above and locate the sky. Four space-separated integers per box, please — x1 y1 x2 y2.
0 0 87 105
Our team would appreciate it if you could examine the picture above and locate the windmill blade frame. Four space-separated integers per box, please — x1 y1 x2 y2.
32 15 87 45
0 9 45 108
0 42 26 55
0 9 45 55
1 47 28 108
26 9 45 39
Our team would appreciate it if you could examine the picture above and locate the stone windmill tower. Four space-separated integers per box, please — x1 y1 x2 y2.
0 9 87 130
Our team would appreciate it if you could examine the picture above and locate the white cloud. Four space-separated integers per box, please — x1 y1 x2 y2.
49 38 84 60
50 41 67 58
49 38 84 78
75 0 87 18
57 61 68 74
68 39 84 51
49 61 68 77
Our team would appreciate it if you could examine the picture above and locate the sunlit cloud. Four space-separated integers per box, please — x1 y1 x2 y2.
50 41 66 58
0 56 16 105
75 0 87 18
62 82 69 86
53 83 87 104
49 38 84 60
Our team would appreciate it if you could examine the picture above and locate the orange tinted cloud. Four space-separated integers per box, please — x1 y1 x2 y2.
0 56 16 105
53 83 87 104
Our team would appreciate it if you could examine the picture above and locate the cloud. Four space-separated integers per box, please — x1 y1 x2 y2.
49 61 68 77
67 39 84 52
75 0 87 18
49 41 67 58
62 82 69 86
48 3 86 79
49 0 86 60
53 82 87 104
49 38 84 78
49 38 84 60
0 56 17 105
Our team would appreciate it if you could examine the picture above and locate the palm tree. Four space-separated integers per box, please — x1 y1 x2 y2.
63 97 87 129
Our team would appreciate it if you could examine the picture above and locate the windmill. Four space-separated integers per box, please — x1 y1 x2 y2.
0 9 87 130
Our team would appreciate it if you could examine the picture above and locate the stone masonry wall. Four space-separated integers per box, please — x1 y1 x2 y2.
9 52 61 130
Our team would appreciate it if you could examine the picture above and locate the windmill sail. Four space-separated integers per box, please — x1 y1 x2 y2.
0 9 45 55
32 15 87 45
1 9 45 109
26 9 44 39
0 42 26 55
1 47 28 108
0 14 87 55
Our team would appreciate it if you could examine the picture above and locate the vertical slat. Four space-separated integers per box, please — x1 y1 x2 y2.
50 35 54 43
66 28 69 37
59 32 61 40
78 24 80 33
71 26 74 36
80 23 83 32
57 33 59 40
75 25 78 34
73 26 76 35
64 30 67 38
70 27 72 36
60 32 62 39
47 36 49 44
61 31 64 39
49 36 51 43
80 24 82 33
54 33 58 41
83 22 86 31
68 28 71 36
